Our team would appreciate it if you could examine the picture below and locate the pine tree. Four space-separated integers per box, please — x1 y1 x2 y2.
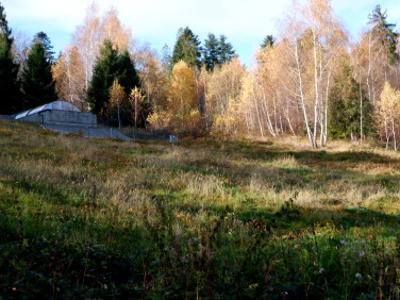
172 27 201 69
203 33 220 71
0 2 21 114
20 33 58 108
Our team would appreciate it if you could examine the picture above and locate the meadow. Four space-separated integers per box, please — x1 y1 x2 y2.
1 119 400 299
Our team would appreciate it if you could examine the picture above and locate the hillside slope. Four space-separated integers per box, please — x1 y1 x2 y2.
1 120 400 298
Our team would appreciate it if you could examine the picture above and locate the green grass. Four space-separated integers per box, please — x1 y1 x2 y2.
1 120 400 299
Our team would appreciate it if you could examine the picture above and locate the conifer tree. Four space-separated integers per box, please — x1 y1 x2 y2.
0 2 21 114
203 33 220 71
87 40 140 124
172 27 201 69
116 49 140 95
368 5 398 65
33 32 55 63
203 34 236 71
261 35 275 49
328 61 371 139
20 33 58 108
218 35 236 65
87 40 119 117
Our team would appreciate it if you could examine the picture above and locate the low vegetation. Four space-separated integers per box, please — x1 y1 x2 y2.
1 120 400 298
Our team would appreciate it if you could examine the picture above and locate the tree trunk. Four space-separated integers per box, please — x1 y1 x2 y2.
392 119 397 151
367 32 372 105
322 68 332 147
359 77 364 142
295 41 316 148
261 89 276 137
253 93 265 139
312 30 320 148
117 103 121 130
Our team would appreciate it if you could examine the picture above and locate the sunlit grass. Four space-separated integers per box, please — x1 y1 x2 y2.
1 120 400 298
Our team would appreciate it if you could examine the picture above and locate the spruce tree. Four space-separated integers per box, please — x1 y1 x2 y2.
368 5 398 65
203 34 236 71
261 35 275 49
87 40 119 117
33 32 55 63
0 2 21 114
328 61 371 139
87 40 140 124
20 33 58 108
218 35 236 65
203 33 220 71
172 27 201 69
116 49 143 125
116 49 140 95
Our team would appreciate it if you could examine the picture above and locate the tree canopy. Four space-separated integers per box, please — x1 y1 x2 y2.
87 40 140 124
0 2 20 114
203 34 236 71
172 27 202 69
368 5 399 65
20 34 58 108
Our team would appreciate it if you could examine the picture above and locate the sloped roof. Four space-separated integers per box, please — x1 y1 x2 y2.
15 100 81 120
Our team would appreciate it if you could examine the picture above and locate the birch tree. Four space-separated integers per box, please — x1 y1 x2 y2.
281 0 346 148
129 87 145 130
376 82 400 150
167 61 199 133
52 46 86 110
109 80 126 130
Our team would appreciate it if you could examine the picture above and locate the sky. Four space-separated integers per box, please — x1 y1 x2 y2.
2 0 400 65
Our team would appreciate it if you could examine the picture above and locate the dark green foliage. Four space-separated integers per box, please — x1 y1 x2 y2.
203 33 220 71
33 31 55 63
218 35 236 65
328 61 372 139
368 5 399 65
0 2 21 114
116 50 140 96
203 34 236 71
87 40 141 126
20 34 58 109
172 27 201 69
87 40 119 117
261 35 275 48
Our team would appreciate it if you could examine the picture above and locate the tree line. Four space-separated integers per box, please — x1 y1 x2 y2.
1 1 400 149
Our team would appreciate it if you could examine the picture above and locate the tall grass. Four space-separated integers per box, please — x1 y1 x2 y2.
1 120 400 298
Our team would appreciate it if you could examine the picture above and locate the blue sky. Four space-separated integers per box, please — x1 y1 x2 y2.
2 0 400 65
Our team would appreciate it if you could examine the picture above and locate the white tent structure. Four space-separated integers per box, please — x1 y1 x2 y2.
15 100 80 120
12 100 131 141
14 100 97 126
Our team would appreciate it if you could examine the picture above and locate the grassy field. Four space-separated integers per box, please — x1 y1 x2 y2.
1 120 400 299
